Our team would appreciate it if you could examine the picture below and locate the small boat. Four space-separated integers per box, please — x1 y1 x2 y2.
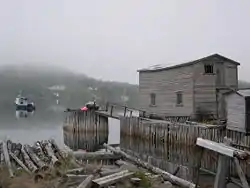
15 94 35 111
85 101 99 110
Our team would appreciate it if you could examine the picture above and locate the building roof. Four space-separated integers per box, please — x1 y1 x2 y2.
225 89 250 98
137 53 240 73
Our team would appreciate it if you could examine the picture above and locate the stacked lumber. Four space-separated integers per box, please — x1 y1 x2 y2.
0 139 67 177
0 140 185 188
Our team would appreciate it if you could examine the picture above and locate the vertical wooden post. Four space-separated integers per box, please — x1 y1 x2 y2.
110 106 113 117
234 157 249 188
195 148 204 188
105 102 109 112
124 107 127 117
215 88 219 122
214 137 232 188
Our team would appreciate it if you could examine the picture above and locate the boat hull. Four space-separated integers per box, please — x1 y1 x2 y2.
16 104 35 111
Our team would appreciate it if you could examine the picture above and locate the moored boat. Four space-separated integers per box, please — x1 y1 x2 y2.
15 94 35 111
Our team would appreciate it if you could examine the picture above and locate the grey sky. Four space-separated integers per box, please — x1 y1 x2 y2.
0 0 250 84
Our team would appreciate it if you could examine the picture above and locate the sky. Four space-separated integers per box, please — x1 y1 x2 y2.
0 0 250 84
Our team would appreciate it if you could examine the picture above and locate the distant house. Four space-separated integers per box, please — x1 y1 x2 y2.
225 89 250 134
137 54 240 120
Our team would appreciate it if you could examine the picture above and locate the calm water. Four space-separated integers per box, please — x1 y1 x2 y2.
0 106 120 147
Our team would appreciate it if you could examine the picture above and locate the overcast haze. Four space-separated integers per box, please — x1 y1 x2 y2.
0 0 250 84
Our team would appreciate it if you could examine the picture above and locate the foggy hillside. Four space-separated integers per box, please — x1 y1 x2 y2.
0 64 249 110
0 64 139 109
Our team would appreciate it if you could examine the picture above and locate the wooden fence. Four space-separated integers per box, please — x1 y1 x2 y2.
120 116 250 179
64 110 109 133
120 117 226 145
120 116 250 147
120 135 250 181
63 127 108 152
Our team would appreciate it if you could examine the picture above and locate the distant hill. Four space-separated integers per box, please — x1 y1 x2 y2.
238 80 250 88
0 64 249 111
0 64 139 109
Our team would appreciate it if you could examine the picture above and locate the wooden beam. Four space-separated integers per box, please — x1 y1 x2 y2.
2 141 14 177
214 138 232 188
73 151 121 160
196 138 247 158
92 170 134 187
76 174 94 188
234 157 249 188
9 151 31 175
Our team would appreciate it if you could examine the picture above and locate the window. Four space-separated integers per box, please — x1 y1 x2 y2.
176 91 183 106
150 93 156 106
204 64 214 74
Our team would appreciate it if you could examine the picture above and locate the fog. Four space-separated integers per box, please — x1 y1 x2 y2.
0 0 250 84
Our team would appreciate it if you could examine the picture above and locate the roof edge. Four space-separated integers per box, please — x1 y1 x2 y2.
137 53 240 73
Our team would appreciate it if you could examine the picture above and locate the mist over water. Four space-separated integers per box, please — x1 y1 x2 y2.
0 105 64 145
0 104 121 148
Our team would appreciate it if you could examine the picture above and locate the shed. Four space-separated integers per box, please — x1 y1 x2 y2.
225 89 250 134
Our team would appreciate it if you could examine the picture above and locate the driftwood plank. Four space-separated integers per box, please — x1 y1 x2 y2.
100 168 123 177
21 147 38 173
93 170 134 187
104 144 195 188
24 144 48 170
66 167 85 175
9 151 31 174
42 141 61 167
76 174 94 188
2 141 14 177
64 174 89 181
49 139 67 159
73 151 121 160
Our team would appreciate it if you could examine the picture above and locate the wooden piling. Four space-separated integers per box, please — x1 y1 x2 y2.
63 110 109 134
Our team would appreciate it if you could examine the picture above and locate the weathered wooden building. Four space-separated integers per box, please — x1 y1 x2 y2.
137 54 240 120
225 89 250 134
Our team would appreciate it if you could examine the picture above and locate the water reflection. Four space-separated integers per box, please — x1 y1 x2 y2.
63 127 108 152
15 110 35 119
0 105 64 145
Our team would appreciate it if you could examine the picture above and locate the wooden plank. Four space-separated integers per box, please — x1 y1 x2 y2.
2 141 14 177
73 151 121 160
76 174 94 188
9 151 31 174
196 138 246 158
234 157 249 188
92 170 134 187
214 138 231 188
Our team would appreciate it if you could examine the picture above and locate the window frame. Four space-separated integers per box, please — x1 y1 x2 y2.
204 64 214 74
150 93 156 106
176 91 183 106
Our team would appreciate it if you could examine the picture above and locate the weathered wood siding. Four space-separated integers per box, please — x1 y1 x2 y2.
224 62 238 87
226 93 245 132
193 58 238 119
139 65 194 116
193 59 219 117
64 110 109 133
138 55 239 119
